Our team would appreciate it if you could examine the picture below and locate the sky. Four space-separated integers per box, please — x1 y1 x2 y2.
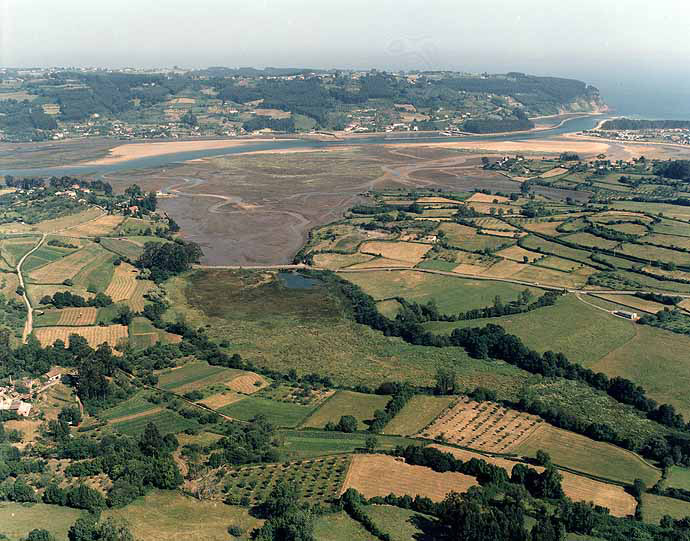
1 0 689 116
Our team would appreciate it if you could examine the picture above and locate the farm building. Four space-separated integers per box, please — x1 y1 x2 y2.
614 310 639 320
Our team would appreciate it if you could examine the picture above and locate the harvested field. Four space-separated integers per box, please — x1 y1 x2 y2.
495 245 543 263
199 391 244 409
56 307 98 325
312 252 373 269
105 262 139 301
466 193 509 203
481 259 526 278
523 220 566 236
540 167 569 178
416 196 463 204
432 445 637 517
515 424 660 486
592 294 667 314
481 229 520 238
29 244 103 283
418 398 542 452
34 324 128 350
359 241 431 264
34 208 104 233
127 279 155 311
346 256 416 269
342 454 476 502
226 372 268 394
67 214 124 236
512 264 596 288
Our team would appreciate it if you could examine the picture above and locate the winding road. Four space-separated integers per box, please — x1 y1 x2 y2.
17 233 46 342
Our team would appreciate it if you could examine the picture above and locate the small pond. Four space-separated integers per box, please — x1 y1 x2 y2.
278 271 322 289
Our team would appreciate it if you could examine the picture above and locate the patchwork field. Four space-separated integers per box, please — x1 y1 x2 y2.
28 243 104 283
34 207 105 233
1 236 41 267
418 398 542 452
34 324 128 350
157 361 244 393
302 390 390 430
342 453 476 501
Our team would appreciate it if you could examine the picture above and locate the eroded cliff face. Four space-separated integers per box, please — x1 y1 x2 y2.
562 87 609 114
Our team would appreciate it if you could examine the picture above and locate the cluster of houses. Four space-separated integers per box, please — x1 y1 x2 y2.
0 368 61 418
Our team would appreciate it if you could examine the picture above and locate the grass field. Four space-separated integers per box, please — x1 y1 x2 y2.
439 222 515 251
343 453 476 501
104 490 262 541
34 324 128 350
1 237 41 267
666 466 690 491
0 502 84 541
165 270 532 400
71 251 117 292
592 325 690 417
366 505 432 541
34 207 105 233
21 243 77 272
641 493 690 524
157 361 244 392
279 430 418 460
313 511 372 541
111 408 199 436
100 237 145 260
382 395 455 436
618 243 690 266
220 395 316 427
98 390 158 421
343 270 539 315
426 294 635 367
301 390 390 430
514 424 660 485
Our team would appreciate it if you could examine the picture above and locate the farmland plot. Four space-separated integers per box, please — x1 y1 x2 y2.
34 324 128 350
359 241 431 264
342 454 476 502
105 262 140 301
67 214 124 236
29 244 103 283
418 398 542 453
56 307 98 325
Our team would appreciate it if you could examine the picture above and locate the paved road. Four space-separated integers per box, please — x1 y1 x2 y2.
17 233 46 342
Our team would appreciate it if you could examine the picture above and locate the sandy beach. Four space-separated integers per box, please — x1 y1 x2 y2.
388 138 612 156
79 138 294 165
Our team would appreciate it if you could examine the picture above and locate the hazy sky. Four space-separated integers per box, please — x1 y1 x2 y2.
1 0 689 115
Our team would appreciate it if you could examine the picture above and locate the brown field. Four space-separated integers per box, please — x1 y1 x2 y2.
29 244 103 283
466 193 509 203
453 263 491 275
481 229 520 238
523 220 566 236
68 214 125 236
480 259 526 278
347 256 416 269
512 264 596 288
34 325 129 350
57 307 98 325
105 262 139 301
359 241 431 264
418 398 542 452
312 253 374 269
34 208 105 233
199 391 244 409
342 454 476 502
431 445 636 517
253 108 292 118
495 245 543 263
540 167 569 178
416 196 463 205
226 372 268 394
127 279 156 312
592 294 667 314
